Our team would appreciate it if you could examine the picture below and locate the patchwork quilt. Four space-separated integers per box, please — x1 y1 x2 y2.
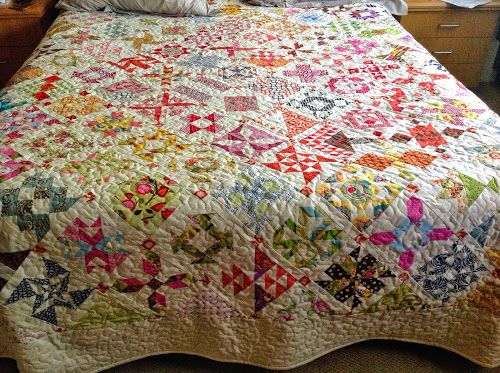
0 2 499 372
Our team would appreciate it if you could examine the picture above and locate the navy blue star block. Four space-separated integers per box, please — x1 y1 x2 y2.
4 258 93 325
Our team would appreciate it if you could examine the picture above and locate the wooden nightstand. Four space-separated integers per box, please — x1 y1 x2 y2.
401 0 500 88
0 0 59 88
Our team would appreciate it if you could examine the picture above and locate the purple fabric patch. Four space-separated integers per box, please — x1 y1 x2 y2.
407 195 423 223
428 227 454 241
398 249 415 270
369 231 397 245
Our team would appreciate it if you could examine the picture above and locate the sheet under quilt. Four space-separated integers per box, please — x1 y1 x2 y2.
0 2 499 372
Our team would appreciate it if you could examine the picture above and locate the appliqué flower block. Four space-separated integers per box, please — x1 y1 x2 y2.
316 166 404 231
86 111 142 137
111 175 179 230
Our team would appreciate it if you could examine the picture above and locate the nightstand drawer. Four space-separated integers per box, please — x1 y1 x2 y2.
0 17 47 46
445 63 483 88
0 46 34 68
419 37 491 63
0 47 35 88
401 10 498 38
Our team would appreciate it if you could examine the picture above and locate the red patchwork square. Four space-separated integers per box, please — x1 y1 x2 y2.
44 75 61 83
34 91 50 100
40 83 55 91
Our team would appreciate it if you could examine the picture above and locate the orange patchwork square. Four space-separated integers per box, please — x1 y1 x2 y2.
399 150 436 168
355 153 393 171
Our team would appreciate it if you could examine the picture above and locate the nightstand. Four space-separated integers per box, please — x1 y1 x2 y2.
0 0 59 88
401 0 500 88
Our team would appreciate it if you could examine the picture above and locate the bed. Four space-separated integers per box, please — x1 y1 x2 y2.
0 1 499 372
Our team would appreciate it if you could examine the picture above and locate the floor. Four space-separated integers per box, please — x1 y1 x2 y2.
472 82 500 114
1 340 498 373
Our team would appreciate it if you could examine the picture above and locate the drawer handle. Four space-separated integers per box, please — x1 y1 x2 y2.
0 61 7 64
439 24 460 28
433 51 453 55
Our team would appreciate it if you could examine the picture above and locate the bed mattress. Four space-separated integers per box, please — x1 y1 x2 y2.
0 2 499 372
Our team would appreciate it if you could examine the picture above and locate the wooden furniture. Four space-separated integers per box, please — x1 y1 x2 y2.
401 0 500 87
0 0 58 88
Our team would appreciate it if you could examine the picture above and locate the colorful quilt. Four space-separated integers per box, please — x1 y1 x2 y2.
0 2 499 372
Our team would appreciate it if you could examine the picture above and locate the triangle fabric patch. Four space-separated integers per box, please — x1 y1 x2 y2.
458 173 486 206
73 300 145 329
487 178 498 193
0 250 31 271
255 283 275 312
5 279 36 304
70 288 94 307
470 215 495 248
32 305 58 325
325 131 354 152
255 247 275 280
281 107 316 138
44 258 68 278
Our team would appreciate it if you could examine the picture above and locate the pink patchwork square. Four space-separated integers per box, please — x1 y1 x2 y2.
224 96 258 112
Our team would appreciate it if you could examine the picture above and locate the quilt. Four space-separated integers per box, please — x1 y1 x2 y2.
0 2 499 372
